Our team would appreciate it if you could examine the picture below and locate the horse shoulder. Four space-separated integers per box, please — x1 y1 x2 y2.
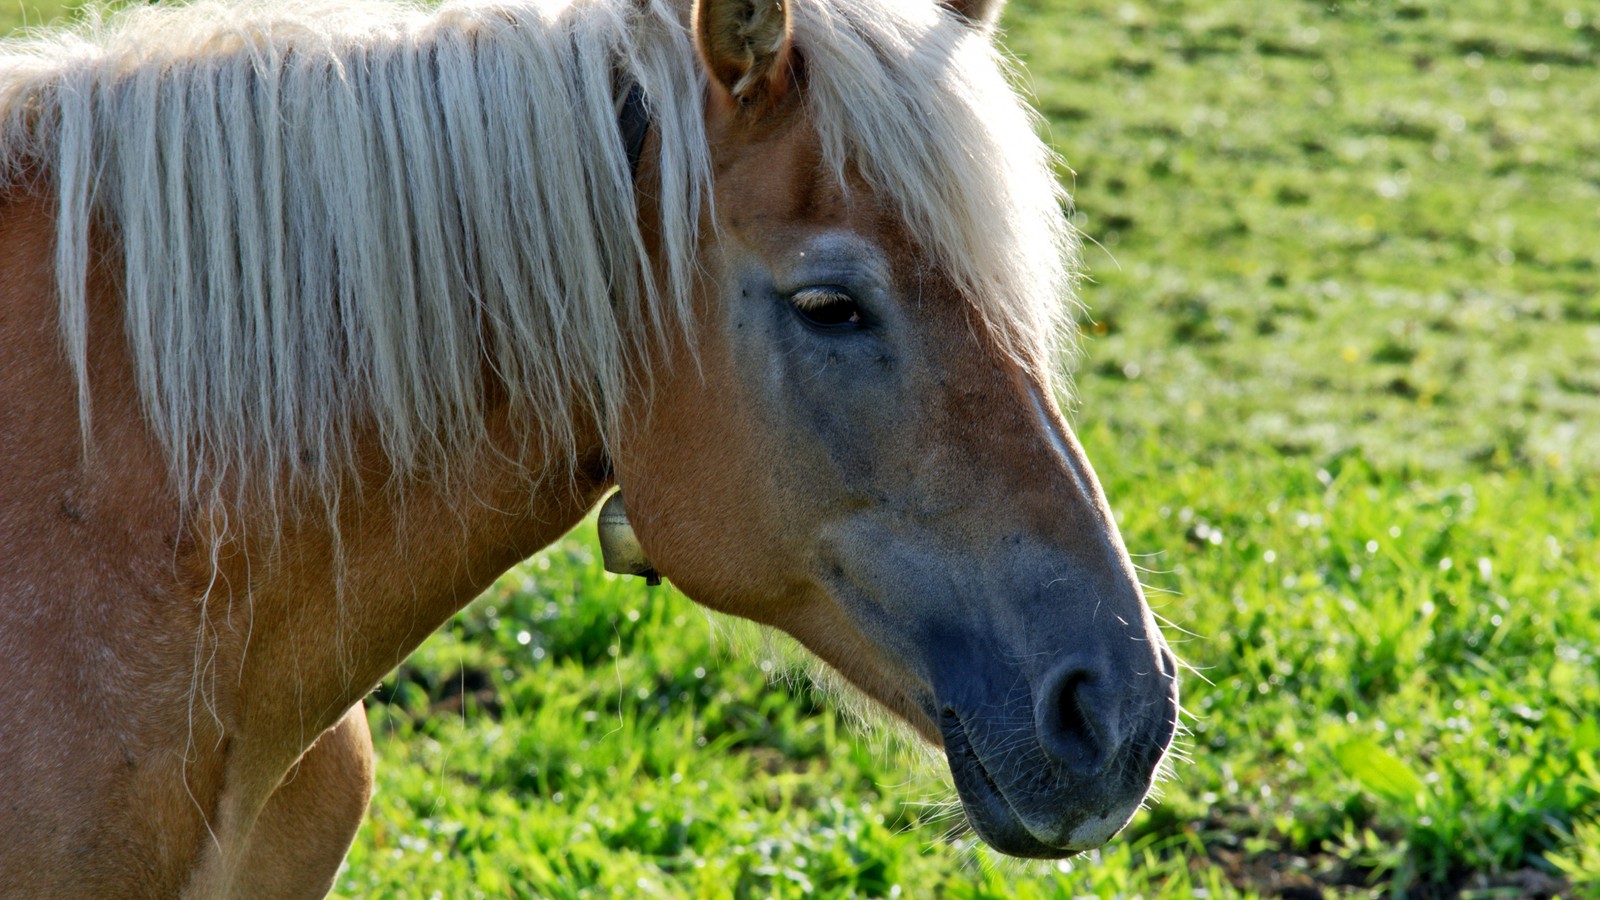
0 179 225 894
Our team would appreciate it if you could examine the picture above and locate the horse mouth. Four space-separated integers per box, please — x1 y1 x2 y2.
939 710 1122 859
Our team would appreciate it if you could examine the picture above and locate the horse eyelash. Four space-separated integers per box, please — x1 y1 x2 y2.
790 287 855 310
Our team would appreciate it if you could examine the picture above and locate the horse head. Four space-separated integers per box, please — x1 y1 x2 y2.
613 0 1180 858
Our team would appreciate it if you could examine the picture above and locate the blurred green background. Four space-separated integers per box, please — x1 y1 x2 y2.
5 1 1598 896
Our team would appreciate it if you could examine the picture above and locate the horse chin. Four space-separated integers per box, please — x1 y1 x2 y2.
940 713 1140 859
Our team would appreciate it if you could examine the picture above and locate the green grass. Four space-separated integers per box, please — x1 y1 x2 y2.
7 1 1600 897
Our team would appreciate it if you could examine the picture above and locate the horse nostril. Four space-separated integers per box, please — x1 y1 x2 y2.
1057 672 1089 728
1158 646 1179 679
1036 659 1113 776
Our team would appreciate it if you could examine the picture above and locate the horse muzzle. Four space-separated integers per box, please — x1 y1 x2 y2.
939 645 1179 858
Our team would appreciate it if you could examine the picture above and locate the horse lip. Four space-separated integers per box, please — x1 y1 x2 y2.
939 710 1094 859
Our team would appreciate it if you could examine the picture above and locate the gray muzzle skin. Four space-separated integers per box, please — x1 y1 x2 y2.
597 491 661 586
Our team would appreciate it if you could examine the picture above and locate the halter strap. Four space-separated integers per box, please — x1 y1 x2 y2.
617 82 650 180
598 83 658 585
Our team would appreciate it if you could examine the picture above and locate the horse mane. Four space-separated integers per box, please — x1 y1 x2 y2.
0 0 1075 509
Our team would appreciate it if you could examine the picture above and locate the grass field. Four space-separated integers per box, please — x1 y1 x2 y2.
5 1 1599 897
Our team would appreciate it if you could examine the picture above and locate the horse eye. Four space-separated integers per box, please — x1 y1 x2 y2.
790 287 864 331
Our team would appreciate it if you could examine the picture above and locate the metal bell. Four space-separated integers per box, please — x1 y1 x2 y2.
597 490 661 586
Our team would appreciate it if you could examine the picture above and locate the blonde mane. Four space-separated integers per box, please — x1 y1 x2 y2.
0 0 1075 507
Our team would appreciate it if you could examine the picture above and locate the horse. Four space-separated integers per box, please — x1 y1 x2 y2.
0 0 1180 894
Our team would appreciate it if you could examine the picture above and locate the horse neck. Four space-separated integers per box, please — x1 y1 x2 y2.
206 396 614 731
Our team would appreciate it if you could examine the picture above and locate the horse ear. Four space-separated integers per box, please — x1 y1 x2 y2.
693 0 794 111
941 0 1005 30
